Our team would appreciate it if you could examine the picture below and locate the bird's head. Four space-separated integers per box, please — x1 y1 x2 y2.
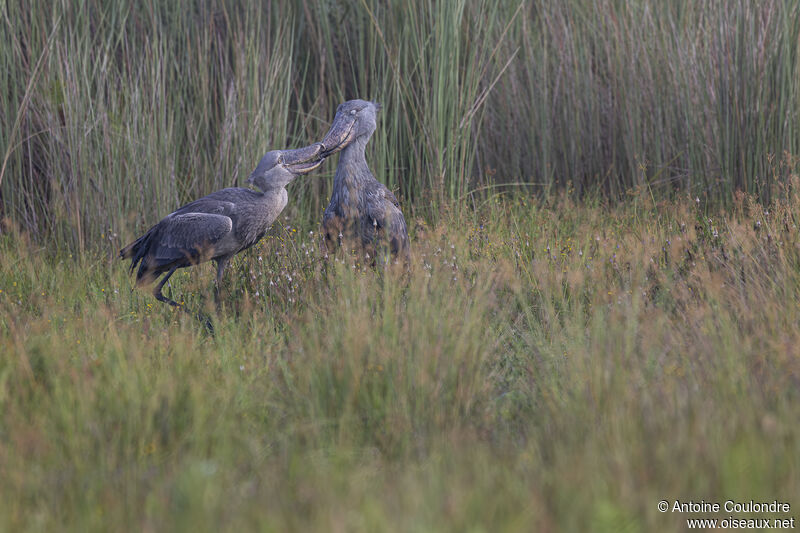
247 145 325 192
318 99 382 157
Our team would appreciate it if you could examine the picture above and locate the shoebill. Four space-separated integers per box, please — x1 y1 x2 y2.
120 144 325 306
317 99 409 261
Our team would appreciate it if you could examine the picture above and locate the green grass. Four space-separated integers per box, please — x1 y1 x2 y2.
2 189 800 531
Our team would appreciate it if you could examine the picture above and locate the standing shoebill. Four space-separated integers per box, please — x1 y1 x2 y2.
317 100 409 260
120 144 324 307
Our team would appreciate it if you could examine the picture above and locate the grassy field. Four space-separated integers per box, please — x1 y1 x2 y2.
3 188 800 531
1 0 800 531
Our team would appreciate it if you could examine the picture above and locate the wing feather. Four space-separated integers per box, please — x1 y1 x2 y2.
365 186 409 257
379 183 400 207
153 213 233 263
171 198 237 217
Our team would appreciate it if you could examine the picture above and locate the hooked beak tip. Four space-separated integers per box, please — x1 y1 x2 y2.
319 119 356 157
286 158 324 175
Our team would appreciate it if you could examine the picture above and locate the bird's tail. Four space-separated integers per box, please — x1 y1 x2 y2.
119 227 156 280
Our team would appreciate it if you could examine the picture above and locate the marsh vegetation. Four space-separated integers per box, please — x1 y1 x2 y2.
1 1 799 531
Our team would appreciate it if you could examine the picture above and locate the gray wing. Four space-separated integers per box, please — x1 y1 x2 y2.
170 188 256 217
384 186 400 208
366 186 409 256
172 198 236 217
153 213 233 263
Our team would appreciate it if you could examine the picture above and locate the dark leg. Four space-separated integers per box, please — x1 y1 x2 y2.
153 267 181 306
214 258 229 308
153 266 215 335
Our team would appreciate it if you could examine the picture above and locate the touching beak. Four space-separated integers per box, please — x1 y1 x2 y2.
318 111 357 157
281 143 325 174
286 158 324 174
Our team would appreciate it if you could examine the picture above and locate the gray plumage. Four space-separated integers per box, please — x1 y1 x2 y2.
319 100 409 259
120 146 324 306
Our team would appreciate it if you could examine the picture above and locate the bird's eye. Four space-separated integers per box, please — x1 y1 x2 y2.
350 109 357 115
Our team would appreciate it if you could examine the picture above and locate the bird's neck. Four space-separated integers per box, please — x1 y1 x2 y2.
257 184 283 194
334 136 371 189
259 185 288 213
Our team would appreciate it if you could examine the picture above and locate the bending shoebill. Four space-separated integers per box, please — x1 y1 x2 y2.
317 99 409 260
120 145 324 306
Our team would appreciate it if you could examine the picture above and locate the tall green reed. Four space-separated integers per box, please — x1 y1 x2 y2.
484 0 800 200
1 0 798 251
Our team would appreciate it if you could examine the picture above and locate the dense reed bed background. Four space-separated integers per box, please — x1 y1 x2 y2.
1 0 799 249
2 0 800 530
